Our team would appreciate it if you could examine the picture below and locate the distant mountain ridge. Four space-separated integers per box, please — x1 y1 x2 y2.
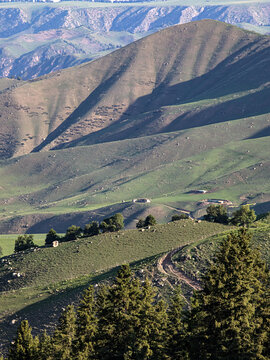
0 2 269 79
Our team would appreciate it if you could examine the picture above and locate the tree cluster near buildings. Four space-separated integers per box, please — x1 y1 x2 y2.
45 213 125 246
204 204 257 227
5 229 270 360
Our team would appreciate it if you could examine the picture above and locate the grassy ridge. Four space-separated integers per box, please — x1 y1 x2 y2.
172 223 270 280
0 219 229 348
0 220 228 291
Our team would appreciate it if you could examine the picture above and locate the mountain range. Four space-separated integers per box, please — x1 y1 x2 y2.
0 19 269 233
0 1 269 79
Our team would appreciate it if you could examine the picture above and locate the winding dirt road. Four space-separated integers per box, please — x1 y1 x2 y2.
157 247 202 291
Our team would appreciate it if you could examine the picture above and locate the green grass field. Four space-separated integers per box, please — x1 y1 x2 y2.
0 234 45 257
0 219 231 349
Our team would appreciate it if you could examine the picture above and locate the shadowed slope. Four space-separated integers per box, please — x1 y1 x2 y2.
0 19 267 158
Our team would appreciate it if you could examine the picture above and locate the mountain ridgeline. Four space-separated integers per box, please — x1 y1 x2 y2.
0 19 269 233
0 19 269 158
0 2 269 80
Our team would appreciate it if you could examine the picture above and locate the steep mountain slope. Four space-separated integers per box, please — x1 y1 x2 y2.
0 2 269 79
0 20 269 232
0 19 269 159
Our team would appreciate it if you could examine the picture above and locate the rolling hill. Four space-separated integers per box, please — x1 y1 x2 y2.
0 19 269 232
0 219 231 351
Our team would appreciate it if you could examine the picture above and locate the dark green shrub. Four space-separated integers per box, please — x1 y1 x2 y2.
45 228 60 245
136 219 145 229
100 213 124 233
83 221 100 237
204 205 229 224
171 214 189 221
64 225 82 242
230 205 256 227
144 215 157 227
14 235 35 252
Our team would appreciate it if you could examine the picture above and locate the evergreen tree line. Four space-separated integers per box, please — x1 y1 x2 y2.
45 213 125 246
6 228 269 360
13 214 125 252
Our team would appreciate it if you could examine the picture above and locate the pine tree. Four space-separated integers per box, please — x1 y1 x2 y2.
166 286 188 360
132 278 168 360
38 331 53 360
186 228 269 360
73 285 97 359
8 320 39 360
52 305 77 360
95 265 141 359
96 266 168 360
231 205 256 227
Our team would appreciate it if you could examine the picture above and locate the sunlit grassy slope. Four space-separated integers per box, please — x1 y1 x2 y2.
0 219 229 348
0 20 269 233
0 117 269 233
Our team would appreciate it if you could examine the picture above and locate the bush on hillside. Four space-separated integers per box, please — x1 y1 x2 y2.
83 221 100 237
136 219 145 229
45 228 60 246
171 214 189 221
99 213 124 233
204 204 229 224
230 205 256 227
14 235 35 252
63 225 82 242
136 214 157 228
144 214 157 227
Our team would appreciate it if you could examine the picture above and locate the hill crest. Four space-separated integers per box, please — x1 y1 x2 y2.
0 19 268 159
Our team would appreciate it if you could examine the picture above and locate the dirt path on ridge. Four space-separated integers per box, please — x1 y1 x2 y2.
157 247 202 291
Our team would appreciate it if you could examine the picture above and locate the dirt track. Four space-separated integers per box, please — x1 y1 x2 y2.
157 247 201 291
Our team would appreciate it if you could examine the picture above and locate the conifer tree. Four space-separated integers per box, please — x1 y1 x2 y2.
38 331 53 360
95 265 141 359
132 278 168 360
8 320 39 360
186 228 270 360
73 285 97 359
52 305 77 360
166 286 188 360
96 265 168 360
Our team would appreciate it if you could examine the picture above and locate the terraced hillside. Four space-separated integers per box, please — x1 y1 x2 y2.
0 19 269 232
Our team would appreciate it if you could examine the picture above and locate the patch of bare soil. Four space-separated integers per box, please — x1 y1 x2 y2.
157 247 201 291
